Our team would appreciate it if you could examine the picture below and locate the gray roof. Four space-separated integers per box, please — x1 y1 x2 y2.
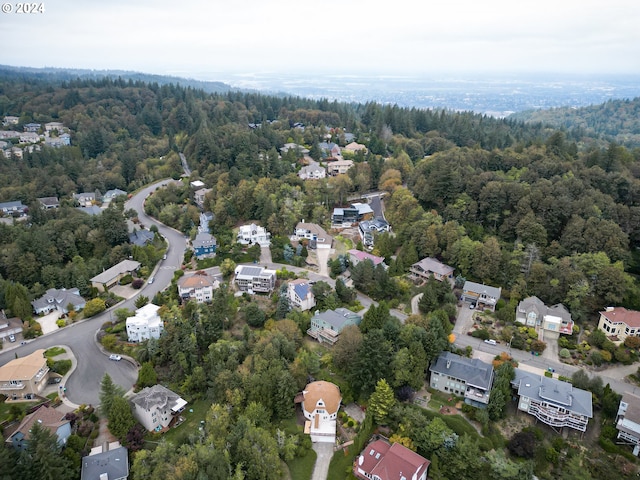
81 446 129 480
37 196 59 207
512 368 593 418
31 288 85 312
236 266 264 278
0 200 26 210
130 384 183 411
193 232 216 249
312 308 361 330
293 282 310 300
517 296 572 323
412 257 454 276
429 351 494 390
91 259 141 284
103 189 127 200
76 206 103 216
462 281 501 299
129 229 155 246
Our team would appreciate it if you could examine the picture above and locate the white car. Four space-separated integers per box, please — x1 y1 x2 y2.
8 334 16 342
148 277 154 284
109 354 122 361
484 339 497 345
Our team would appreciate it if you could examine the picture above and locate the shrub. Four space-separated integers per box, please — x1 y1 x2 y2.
56 319 66 328
600 350 613 362
590 350 603 366
624 336 640 349
559 348 570 358
471 328 490 340
132 279 144 289
119 274 133 285
84 298 106 317
544 371 552 378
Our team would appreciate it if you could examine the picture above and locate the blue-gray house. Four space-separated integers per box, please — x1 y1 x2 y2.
7 405 71 450
193 232 216 259
308 308 361 345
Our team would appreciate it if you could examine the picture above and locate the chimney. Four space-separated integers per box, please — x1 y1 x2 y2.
606 306 614 312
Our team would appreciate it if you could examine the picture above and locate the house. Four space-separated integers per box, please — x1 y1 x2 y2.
461 281 501 311
37 196 60 209
298 381 341 443
44 122 64 132
511 368 592 432
194 188 212 209
343 141 367 154
319 142 342 159
19 132 41 143
234 266 277 293
0 314 22 344
9 146 23 159
280 143 309 155
76 205 103 216
237 223 271 247
292 222 333 249
332 203 374 225
198 211 214 233
516 296 574 341
298 163 327 180
192 232 217 258
353 438 430 480
429 351 494 408
23 122 41 132
0 349 50 401
327 159 354 176
81 443 129 480
177 272 219 303
358 218 390 248
190 180 205 189
103 189 127 203
3 116 19 126
0 200 28 217
130 384 187 432
44 133 71 148
6 405 71 450
126 304 164 343
73 192 96 207
129 229 155 247
598 307 640 343
348 249 387 269
90 259 141 292
616 393 640 456
288 279 316 311
307 308 362 345
31 288 86 315
410 257 455 284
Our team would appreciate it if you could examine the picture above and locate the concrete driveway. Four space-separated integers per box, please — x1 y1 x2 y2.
454 303 475 335
316 247 331 277
311 442 334 480
36 311 61 335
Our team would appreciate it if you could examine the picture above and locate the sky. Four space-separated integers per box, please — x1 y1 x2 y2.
1 0 640 81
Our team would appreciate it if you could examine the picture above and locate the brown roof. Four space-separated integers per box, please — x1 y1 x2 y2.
9 405 69 441
0 349 47 381
601 307 640 328
357 439 430 480
302 381 341 416
178 272 217 289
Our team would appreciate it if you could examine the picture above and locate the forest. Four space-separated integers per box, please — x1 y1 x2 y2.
1 68 640 479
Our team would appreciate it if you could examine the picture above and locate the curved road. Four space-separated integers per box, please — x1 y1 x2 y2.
0 180 186 406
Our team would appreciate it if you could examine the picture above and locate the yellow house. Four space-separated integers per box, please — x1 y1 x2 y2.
598 307 640 343
0 349 50 401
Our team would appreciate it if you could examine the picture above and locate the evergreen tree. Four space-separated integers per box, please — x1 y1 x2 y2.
368 379 395 425
99 373 125 416
108 396 137 441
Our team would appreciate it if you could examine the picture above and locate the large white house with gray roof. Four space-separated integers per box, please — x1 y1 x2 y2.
511 368 593 433
429 351 494 408
308 308 362 345
130 384 187 432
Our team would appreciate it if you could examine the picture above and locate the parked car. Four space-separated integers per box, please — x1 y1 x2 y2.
8 334 16 342
484 339 497 345
109 354 122 361
469 303 475 309
148 277 154 284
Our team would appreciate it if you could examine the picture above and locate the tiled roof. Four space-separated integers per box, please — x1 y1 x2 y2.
348 249 385 266
9 405 68 441
600 307 640 328
412 257 454 276
302 381 341 415
178 273 216 289
130 384 183 411
0 349 47 381
429 351 493 390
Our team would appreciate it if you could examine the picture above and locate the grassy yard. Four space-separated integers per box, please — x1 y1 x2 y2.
285 448 317 480
0 400 38 423
327 448 357 480
156 398 210 446
427 389 461 409
45 346 66 357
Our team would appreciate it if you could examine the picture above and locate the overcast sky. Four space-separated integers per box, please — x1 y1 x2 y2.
1 0 639 80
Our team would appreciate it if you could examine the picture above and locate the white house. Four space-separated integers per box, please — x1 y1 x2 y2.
298 381 341 443
126 304 164 343
292 222 333 249
237 223 271 247
298 164 326 180
617 392 640 456
234 265 277 293
287 279 316 311
177 272 219 303
31 288 86 315
130 385 187 432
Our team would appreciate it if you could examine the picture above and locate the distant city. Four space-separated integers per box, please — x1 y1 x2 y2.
200 71 640 117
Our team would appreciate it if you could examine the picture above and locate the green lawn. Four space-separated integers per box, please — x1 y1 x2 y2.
285 448 317 480
327 448 358 480
0 401 38 423
156 398 210 446
427 389 461 409
45 346 66 357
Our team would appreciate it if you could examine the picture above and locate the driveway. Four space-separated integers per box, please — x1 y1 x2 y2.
36 311 60 335
454 303 475 335
316 247 331 277
411 293 423 315
311 442 334 480
260 246 273 264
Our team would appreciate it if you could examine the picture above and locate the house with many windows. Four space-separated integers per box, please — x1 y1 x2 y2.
429 351 494 408
6 405 71 450
292 222 333 249
0 349 50 401
177 272 219 303
460 281 501 311
332 203 374 226
130 385 187 432
616 392 640 456
354 438 430 480
237 223 271 247
410 257 455 284
126 304 164 343
192 232 217 259
516 296 574 342
287 279 316 311
598 307 640 343
297 381 341 443
511 368 593 433
348 249 387 269
307 308 362 345
234 266 277 293
298 164 326 180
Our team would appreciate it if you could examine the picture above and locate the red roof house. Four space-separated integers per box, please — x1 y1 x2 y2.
354 439 430 480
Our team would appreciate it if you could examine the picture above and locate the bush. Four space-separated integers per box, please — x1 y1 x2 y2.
559 348 570 358
84 298 106 317
119 274 133 285
624 336 640 349
590 350 603 366
56 319 66 328
600 350 613 362
132 279 144 289
544 371 552 378
471 328 490 340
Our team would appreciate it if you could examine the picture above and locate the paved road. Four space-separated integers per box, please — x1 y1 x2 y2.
0 180 185 406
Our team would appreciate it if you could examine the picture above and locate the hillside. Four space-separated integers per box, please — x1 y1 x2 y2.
510 97 640 148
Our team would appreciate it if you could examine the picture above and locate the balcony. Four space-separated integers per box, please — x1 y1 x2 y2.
34 366 50 382
1 382 25 391
528 403 587 431
465 387 490 405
